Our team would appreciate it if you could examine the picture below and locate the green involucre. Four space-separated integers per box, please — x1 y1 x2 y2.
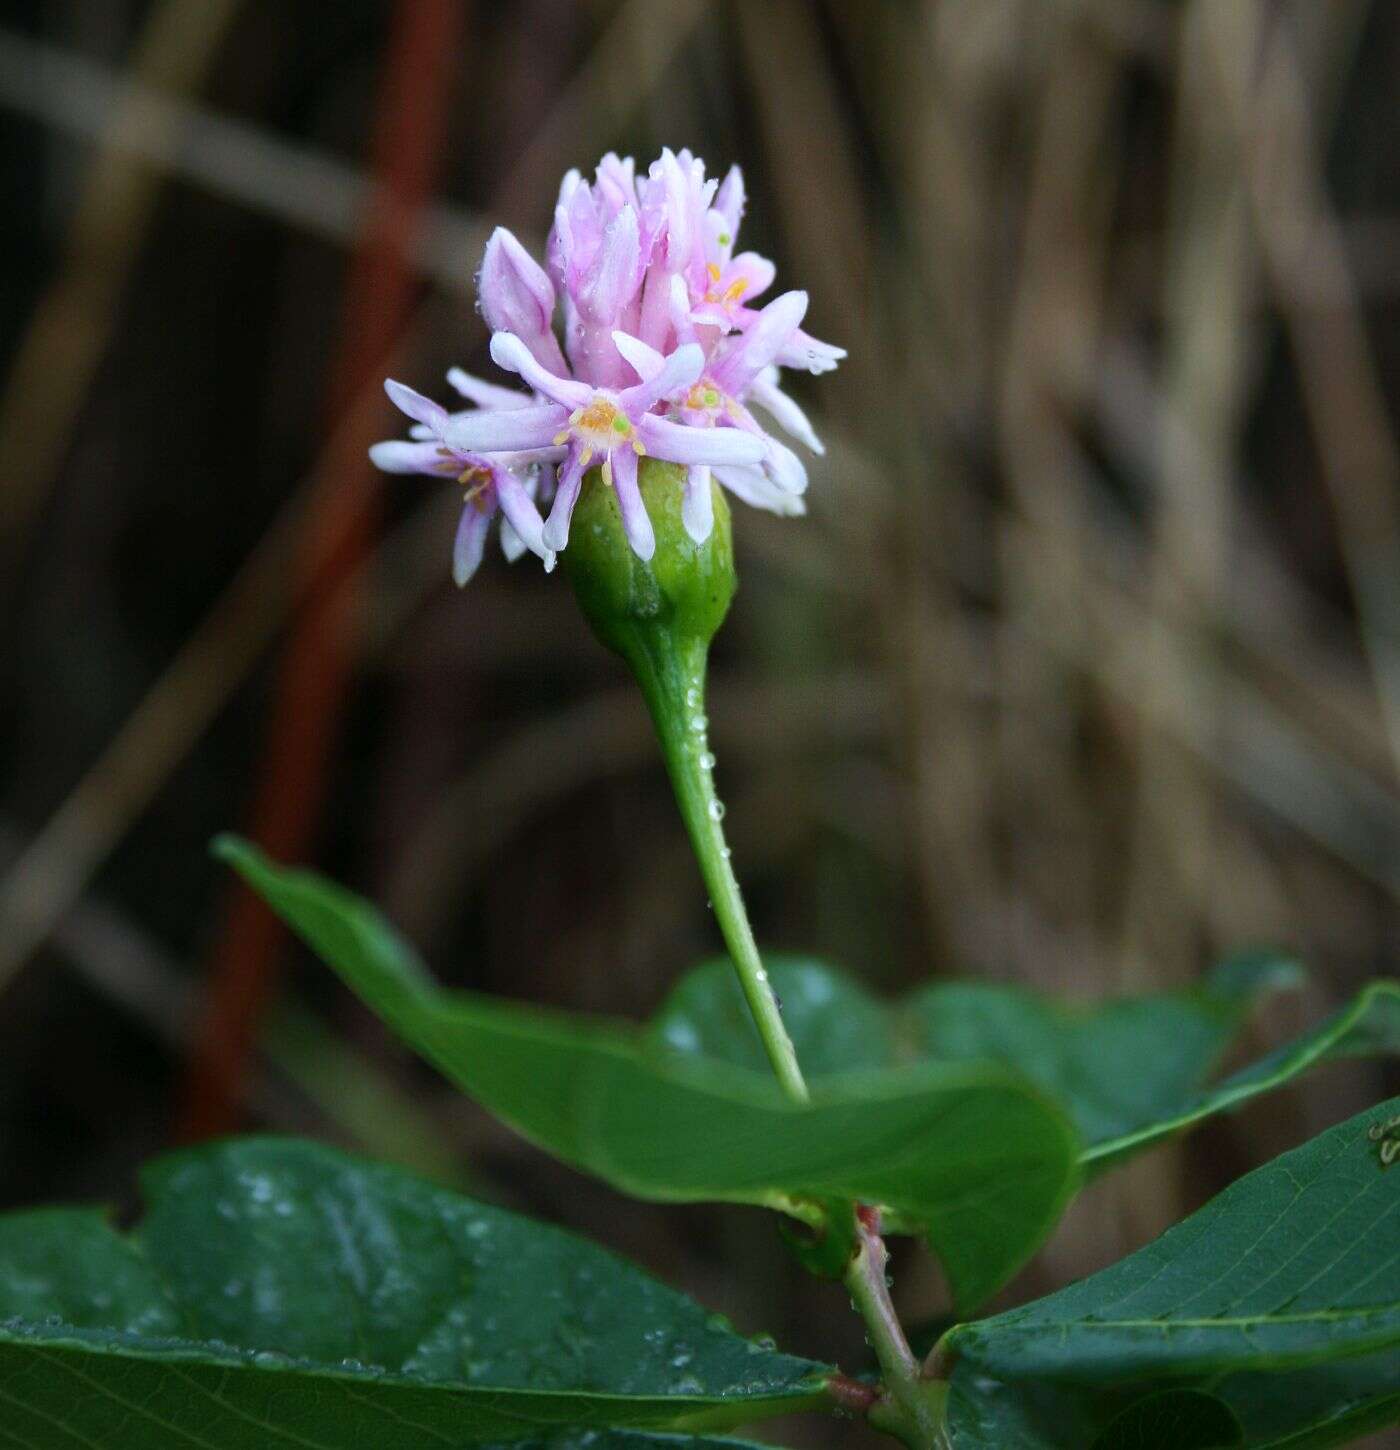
564 460 735 660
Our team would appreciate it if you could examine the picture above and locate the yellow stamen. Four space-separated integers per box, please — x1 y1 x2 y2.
578 447 593 467
457 464 493 511
707 262 722 283
552 430 570 446
601 455 613 488
632 437 647 456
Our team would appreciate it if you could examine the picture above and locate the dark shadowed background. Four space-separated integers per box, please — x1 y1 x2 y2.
2 2 1399 1445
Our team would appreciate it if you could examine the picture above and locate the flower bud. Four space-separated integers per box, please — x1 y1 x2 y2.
564 458 734 663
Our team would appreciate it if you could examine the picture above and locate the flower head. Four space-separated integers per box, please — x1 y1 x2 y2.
371 149 844 583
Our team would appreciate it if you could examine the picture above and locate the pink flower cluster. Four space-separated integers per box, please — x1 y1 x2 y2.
371 150 843 584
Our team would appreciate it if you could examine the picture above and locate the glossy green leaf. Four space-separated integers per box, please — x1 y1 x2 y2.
902 956 1301 1153
653 955 895 1076
472 1439 778 1450
653 955 1398 1177
0 1138 830 1446
943 1099 1400 1448
216 838 1080 1312
944 1342 1400 1448
1091 1390 1242 1449
1085 979 1400 1169
472 1439 780 1450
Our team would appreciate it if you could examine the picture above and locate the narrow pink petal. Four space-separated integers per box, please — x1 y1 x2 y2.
579 205 640 324
714 164 745 237
368 439 455 475
748 370 825 454
776 327 846 374
452 501 492 586
728 251 776 301
682 464 714 543
635 263 674 351
441 400 567 453
618 342 703 415
711 290 808 396
488 334 591 410
714 464 807 517
636 415 766 467
499 515 527 562
494 469 549 559
385 379 449 433
610 446 654 560
612 330 666 383
667 272 698 347
763 436 809 495
543 448 587 552
478 228 555 335
446 367 534 410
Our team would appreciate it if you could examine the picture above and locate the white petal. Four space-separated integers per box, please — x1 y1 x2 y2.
715 464 807 517
637 416 766 467
610 447 654 560
442 402 567 454
618 342 703 414
748 371 825 454
369 440 451 474
385 379 448 432
682 465 714 543
764 437 809 495
612 330 666 383
446 367 534 410
452 503 491 585
488 333 590 410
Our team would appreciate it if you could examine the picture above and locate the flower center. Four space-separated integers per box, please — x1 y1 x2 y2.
457 463 495 510
704 262 748 306
554 394 647 487
680 380 731 428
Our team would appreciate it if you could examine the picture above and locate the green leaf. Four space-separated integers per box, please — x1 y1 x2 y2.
1091 1390 1243 1449
0 1138 829 1446
653 955 1398 1179
653 955 895 1077
902 955 1301 1152
944 1099 1400 1448
468 1439 780 1450
469 1439 780 1450
944 1347 1400 1448
216 838 1080 1312
1084 979 1400 1170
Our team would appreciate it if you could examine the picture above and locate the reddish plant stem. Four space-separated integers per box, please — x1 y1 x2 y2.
845 1206 944 1449
176 0 462 1140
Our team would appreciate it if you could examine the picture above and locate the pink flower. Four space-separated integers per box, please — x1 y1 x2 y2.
370 149 844 581
369 381 557 584
474 334 764 560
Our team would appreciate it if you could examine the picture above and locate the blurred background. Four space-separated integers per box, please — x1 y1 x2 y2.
2 1 1399 1444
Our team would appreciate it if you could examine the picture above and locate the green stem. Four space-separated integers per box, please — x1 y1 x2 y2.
624 627 809 1105
846 1213 948 1450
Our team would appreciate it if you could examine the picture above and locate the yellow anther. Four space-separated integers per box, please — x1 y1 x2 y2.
458 464 493 511
707 262 722 283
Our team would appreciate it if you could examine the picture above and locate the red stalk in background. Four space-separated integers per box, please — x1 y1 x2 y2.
177 0 463 1140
